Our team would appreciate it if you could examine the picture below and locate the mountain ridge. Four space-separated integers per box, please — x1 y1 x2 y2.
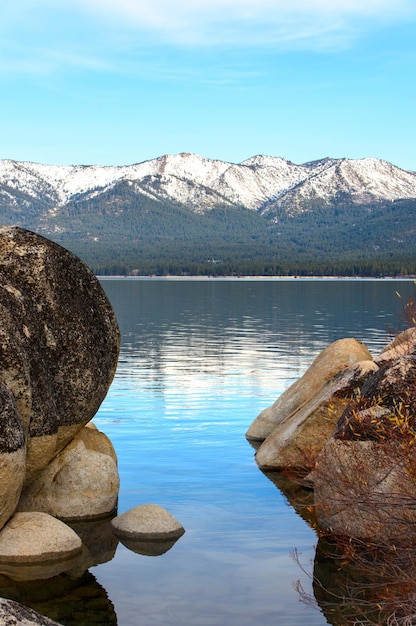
1 153 415 215
1 152 416 276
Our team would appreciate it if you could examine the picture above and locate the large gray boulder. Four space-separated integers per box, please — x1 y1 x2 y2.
0 227 122 581
0 226 120 490
0 383 26 530
246 338 373 442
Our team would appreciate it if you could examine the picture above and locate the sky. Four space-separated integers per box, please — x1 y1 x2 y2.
1 0 416 170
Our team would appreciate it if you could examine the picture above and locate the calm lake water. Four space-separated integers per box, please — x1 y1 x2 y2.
5 278 416 625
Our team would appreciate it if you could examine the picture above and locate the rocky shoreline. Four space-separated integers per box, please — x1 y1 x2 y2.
247 324 416 543
0 227 184 625
1 225 413 623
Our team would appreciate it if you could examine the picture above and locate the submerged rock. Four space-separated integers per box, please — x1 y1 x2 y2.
67 516 118 572
0 512 82 580
111 505 185 542
119 537 181 556
0 570 117 626
246 338 372 442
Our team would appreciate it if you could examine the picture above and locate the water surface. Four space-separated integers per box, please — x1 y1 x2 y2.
89 278 413 626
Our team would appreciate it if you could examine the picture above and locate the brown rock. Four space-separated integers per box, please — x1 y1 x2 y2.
314 354 416 541
313 438 416 542
255 360 378 472
376 326 416 364
17 427 119 521
246 338 373 442
78 422 118 465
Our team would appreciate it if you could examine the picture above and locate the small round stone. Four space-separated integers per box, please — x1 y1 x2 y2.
111 505 185 541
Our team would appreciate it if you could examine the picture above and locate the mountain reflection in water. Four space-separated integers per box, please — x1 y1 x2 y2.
2 278 415 625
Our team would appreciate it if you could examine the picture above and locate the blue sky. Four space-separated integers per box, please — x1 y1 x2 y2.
2 0 416 170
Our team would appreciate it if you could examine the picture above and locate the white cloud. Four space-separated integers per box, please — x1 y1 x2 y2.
0 0 414 79
0 35 113 77
74 0 416 48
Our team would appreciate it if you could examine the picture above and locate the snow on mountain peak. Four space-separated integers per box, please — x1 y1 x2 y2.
0 153 415 213
144 152 232 186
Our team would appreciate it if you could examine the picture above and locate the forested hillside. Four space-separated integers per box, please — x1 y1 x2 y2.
50 191 416 276
1 154 415 276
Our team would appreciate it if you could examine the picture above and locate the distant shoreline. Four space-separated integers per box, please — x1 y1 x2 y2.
97 275 416 281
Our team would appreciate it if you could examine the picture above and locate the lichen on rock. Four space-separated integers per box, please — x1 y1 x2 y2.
0 226 120 487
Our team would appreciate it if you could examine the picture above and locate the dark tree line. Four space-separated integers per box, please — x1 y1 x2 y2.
1 179 416 277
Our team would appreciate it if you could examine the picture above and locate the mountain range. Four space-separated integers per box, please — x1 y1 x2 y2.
0 153 415 275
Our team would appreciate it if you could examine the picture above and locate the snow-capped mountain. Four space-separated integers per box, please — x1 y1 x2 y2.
1 152 415 219
1 152 416 277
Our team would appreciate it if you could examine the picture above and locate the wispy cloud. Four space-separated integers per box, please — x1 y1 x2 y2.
74 0 416 48
1 0 414 80
0 46 111 77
